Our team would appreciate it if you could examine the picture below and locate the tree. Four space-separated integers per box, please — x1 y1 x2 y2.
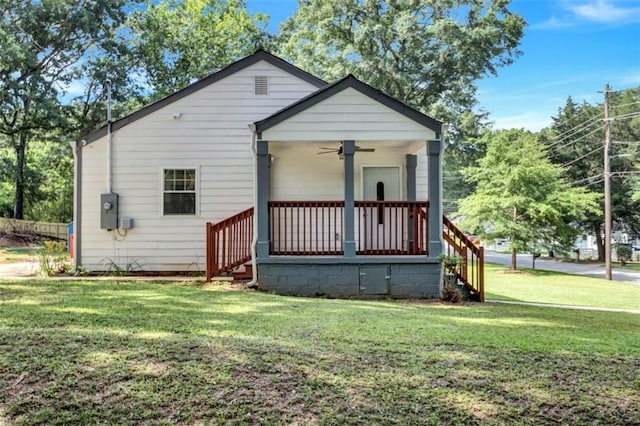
278 0 525 212
0 1 132 219
458 129 599 270
128 0 269 98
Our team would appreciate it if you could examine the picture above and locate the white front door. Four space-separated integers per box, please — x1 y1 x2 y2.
361 167 401 252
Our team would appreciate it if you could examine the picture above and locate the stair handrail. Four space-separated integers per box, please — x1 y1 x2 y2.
442 216 485 302
206 207 254 281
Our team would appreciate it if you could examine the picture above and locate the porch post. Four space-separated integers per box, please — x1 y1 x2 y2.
256 139 270 258
427 140 443 256
406 154 417 250
343 140 356 257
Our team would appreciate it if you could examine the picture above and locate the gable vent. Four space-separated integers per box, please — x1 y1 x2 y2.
254 75 269 95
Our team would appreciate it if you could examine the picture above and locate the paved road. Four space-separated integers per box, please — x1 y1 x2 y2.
485 251 640 284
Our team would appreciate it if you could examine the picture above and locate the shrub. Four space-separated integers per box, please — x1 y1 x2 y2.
616 245 633 265
35 240 69 276
441 283 461 303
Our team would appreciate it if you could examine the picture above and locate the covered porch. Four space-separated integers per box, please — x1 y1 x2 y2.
206 75 483 299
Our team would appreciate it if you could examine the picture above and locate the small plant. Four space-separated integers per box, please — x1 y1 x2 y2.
616 245 633 266
35 240 69 276
441 282 461 303
438 254 463 303
99 258 144 276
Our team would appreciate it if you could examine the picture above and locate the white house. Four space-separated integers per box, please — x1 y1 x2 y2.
74 50 483 300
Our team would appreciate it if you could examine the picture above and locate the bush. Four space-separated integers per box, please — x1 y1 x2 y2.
616 245 633 265
441 283 462 303
35 240 69 276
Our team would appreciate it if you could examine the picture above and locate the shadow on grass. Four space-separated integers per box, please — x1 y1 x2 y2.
0 280 639 424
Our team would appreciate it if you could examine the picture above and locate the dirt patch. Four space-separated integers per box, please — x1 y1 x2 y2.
0 232 41 248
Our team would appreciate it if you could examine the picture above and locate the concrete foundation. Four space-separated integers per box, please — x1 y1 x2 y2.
257 257 441 298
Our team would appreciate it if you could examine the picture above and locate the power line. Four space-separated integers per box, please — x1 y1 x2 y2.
545 114 603 151
571 170 640 186
562 145 603 167
608 111 640 121
611 100 640 110
548 124 605 158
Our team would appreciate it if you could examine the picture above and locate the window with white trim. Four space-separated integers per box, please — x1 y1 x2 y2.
163 168 196 215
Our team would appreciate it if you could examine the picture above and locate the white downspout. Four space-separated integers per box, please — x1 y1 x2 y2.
247 126 259 287
105 79 113 193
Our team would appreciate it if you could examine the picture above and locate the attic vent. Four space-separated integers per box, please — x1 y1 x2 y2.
254 76 269 95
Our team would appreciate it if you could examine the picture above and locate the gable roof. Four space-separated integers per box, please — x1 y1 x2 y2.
79 49 327 144
253 74 442 138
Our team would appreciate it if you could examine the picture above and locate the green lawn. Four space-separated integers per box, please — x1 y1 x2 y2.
485 263 640 310
1 279 638 424
621 263 640 272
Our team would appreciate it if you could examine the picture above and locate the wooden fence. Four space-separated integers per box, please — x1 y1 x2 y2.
0 218 69 241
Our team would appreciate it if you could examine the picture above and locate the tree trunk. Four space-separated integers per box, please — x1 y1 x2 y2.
511 245 517 270
13 135 26 219
594 223 604 261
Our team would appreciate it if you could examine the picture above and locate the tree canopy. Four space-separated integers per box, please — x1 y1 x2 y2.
128 0 269 98
0 0 131 219
457 129 599 269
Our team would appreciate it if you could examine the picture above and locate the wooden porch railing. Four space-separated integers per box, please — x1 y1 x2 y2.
205 204 484 303
269 201 344 255
206 207 254 280
442 215 485 302
355 201 429 255
268 200 429 256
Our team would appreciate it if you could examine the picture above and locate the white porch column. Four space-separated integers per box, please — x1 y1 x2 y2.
256 139 270 259
427 139 443 256
343 140 356 257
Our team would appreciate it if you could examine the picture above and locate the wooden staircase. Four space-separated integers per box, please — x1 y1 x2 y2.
205 207 253 281
442 216 485 302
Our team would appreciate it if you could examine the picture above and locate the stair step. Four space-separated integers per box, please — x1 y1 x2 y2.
232 263 253 280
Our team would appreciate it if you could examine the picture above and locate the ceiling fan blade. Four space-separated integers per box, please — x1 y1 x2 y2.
356 148 376 152
317 151 337 154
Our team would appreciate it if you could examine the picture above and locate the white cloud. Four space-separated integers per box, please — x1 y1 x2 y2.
619 71 640 86
531 0 640 29
532 16 574 30
490 112 554 132
572 0 640 23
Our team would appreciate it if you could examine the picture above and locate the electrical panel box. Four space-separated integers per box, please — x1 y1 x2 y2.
100 193 119 230
119 216 133 230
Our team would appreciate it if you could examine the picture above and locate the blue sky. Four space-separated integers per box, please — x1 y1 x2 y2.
246 0 640 131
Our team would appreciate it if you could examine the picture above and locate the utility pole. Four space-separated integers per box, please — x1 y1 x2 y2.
603 84 612 280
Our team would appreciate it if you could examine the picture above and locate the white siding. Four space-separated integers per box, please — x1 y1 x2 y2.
79 60 319 271
262 88 437 142
415 146 429 200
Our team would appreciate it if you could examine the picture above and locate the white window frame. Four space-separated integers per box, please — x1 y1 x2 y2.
161 167 199 216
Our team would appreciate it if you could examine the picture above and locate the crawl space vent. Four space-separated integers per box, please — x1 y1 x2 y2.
254 76 269 95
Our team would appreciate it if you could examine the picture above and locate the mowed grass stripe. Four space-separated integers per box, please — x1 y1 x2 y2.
485 262 640 310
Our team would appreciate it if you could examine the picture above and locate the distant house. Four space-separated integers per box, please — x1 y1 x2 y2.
73 50 483 300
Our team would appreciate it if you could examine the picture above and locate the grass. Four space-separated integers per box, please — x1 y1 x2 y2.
1 279 639 424
621 262 640 272
485 263 640 310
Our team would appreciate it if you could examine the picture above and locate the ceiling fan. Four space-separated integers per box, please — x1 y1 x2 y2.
317 143 375 156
